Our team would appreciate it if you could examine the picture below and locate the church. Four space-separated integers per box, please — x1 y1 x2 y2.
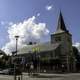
17 12 76 73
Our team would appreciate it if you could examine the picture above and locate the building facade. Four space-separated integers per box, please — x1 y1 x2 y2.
17 12 76 73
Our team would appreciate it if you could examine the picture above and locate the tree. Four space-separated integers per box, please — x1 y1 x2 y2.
73 46 79 56
73 46 80 71
0 55 12 69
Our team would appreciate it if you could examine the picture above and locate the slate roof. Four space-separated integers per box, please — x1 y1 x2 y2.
57 11 68 32
18 42 60 55
53 11 69 35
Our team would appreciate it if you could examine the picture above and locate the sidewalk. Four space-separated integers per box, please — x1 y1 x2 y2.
23 72 80 78
23 72 69 78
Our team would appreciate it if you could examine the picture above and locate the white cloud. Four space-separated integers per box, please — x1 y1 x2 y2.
2 16 49 55
73 42 80 52
45 5 53 11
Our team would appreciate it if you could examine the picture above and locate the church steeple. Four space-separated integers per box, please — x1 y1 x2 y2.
51 11 71 43
57 11 68 32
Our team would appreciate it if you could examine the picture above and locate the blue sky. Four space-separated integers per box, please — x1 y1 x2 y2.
0 0 80 52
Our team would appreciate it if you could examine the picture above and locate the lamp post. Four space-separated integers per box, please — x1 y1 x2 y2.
15 36 19 55
38 55 40 73
14 35 19 80
61 64 64 72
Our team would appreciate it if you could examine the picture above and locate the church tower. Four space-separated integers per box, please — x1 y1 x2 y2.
51 12 76 72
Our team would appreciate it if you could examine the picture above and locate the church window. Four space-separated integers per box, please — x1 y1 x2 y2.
32 47 40 52
55 37 61 41
67 38 71 42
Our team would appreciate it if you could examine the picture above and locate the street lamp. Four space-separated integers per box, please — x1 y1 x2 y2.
15 35 19 55
38 55 40 73
61 64 64 72
14 35 19 80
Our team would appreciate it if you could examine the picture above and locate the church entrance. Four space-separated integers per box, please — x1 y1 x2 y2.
49 58 61 73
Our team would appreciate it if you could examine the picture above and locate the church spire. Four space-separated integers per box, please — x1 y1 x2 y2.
57 11 68 32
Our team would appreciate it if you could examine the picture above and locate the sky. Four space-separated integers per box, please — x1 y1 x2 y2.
0 0 80 54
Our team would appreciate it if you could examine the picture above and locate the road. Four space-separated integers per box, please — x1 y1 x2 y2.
0 73 80 80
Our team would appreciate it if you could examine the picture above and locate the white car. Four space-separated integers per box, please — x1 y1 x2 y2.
0 69 9 74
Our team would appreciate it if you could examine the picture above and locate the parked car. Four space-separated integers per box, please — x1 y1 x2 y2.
0 69 9 75
0 68 14 75
0 68 22 75
0 68 21 75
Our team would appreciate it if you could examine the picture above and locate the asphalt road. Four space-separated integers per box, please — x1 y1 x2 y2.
0 73 80 80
